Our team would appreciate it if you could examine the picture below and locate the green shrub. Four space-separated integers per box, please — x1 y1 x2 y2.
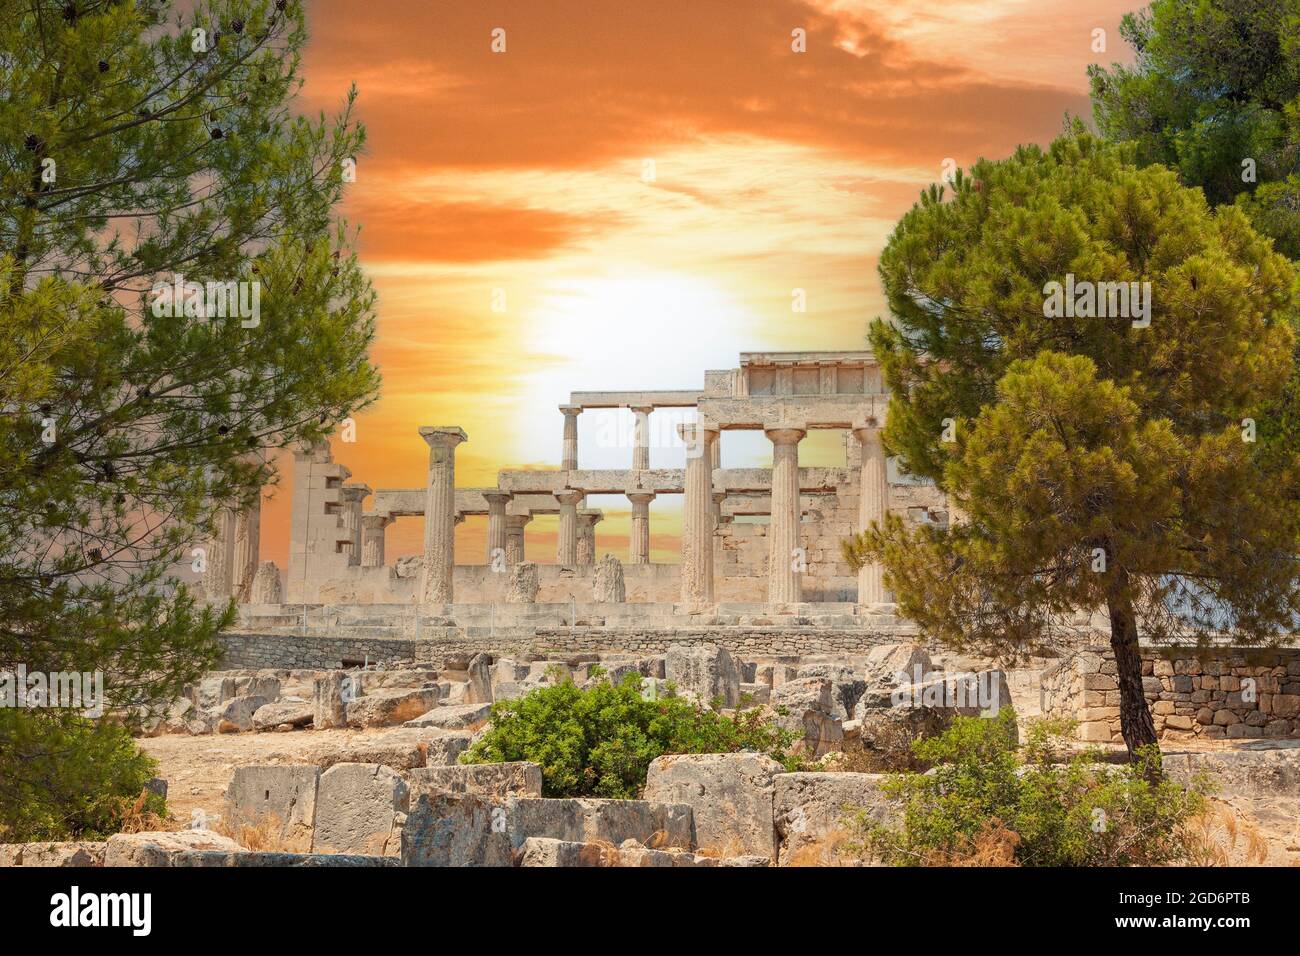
0 709 167 842
461 671 806 798
846 710 1208 866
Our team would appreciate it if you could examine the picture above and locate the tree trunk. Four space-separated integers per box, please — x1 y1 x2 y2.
1105 569 1160 775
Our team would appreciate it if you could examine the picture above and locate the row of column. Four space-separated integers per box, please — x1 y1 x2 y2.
675 422 889 606
559 403 658 473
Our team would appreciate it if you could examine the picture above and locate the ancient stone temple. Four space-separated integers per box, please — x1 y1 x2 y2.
215 351 950 622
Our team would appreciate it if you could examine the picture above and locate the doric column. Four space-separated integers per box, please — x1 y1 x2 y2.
679 422 719 604
560 405 581 471
204 506 237 600
577 510 602 565
765 426 806 604
418 426 467 605
627 492 655 564
853 424 890 604
483 491 510 567
231 494 261 602
360 513 393 567
555 489 584 565
631 405 653 471
340 483 370 566
505 514 531 565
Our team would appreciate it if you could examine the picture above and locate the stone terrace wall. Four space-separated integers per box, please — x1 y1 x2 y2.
1043 647 1300 743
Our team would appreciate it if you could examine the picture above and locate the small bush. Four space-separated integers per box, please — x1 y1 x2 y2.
844 710 1208 866
461 671 807 798
0 709 167 842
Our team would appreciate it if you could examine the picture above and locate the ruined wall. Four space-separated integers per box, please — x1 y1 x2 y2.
1042 647 1300 743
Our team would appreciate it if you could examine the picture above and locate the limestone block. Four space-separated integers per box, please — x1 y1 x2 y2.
251 560 282 604
465 652 493 705
862 643 932 687
795 662 866 720
235 675 281 699
404 702 493 731
492 659 531 685
216 694 273 733
313 671 349 729
312 763 409 857
105 830 244 867
772 677 844 757
507 561 540 603
401 793 514 867
643 753 782 859
593 553 626 602
0 841 105 867
665 642 740 708
505 797 694 851
346 688 441 728
408 762 544 801
774 772 894 866
740 682 771 705
195 676 236 709
252 698 313 731
423 731 473 766
224 764 320 851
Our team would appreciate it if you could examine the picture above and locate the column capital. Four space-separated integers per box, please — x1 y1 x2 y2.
579 508 604 526
340 483 371 502
851 416 885 441
629 404 655 416
419 425 467 448
554 488 584 506
676 421 720 441
711 488 727 505
558 404 582 418
763 424 807 445
482 489 512 506
360 512 393 528
626 491 657 505
505 513 533 529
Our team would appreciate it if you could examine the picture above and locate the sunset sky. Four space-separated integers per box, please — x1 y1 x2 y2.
259 0 1138 568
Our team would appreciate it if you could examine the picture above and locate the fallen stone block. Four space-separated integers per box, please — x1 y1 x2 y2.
313 671 349 729
643 753 781 859
167 850 399 867
215 694 273 733
401 793 514 867
408 762 543 801
465 652 494 705
224 764 320 851
774 772 894 866
253 698 314 732
505 797 694 851
235 675 281 700
740 682 771 706
312 763 408 857
347 687 441 728
404 702 493 731
666 642 740 708
104 830 244 867
0 841 105 867
194 676 236 709
772 678 844 757
796 663 866 720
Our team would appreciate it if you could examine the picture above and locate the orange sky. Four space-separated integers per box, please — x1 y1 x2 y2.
258 0 1138 568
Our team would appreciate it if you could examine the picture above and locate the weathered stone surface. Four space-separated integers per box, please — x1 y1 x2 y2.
772 677 843 757
774 772 893 866
312 763 409 856
234 675 281 699
195 676 236 709
408 762 544 801
346 687 440 728
643 753 781 859
862 643 932 687
593 553 626 602
665 642 740 708
517 837 729 867
507 561 539 603
215 694 273 733
252 698 313 731
492 658 532 685
505 797 694 851
224 764 320 851
795 662 866 720
404 702 493 731
104 830 244 867
0 841 106 867
465 652 493 705
422 731 473 766
313 671 349 730
251 560 282 603
401 793 513 867
740 682 771 705
169 850 397 867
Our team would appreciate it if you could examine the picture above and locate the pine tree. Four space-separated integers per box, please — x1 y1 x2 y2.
0 0 379 835
845 131 1300 760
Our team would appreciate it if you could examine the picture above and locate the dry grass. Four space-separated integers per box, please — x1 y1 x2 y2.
113 791 183 835
787 828 855 866
1181 802 1270 866
211 812 298 853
